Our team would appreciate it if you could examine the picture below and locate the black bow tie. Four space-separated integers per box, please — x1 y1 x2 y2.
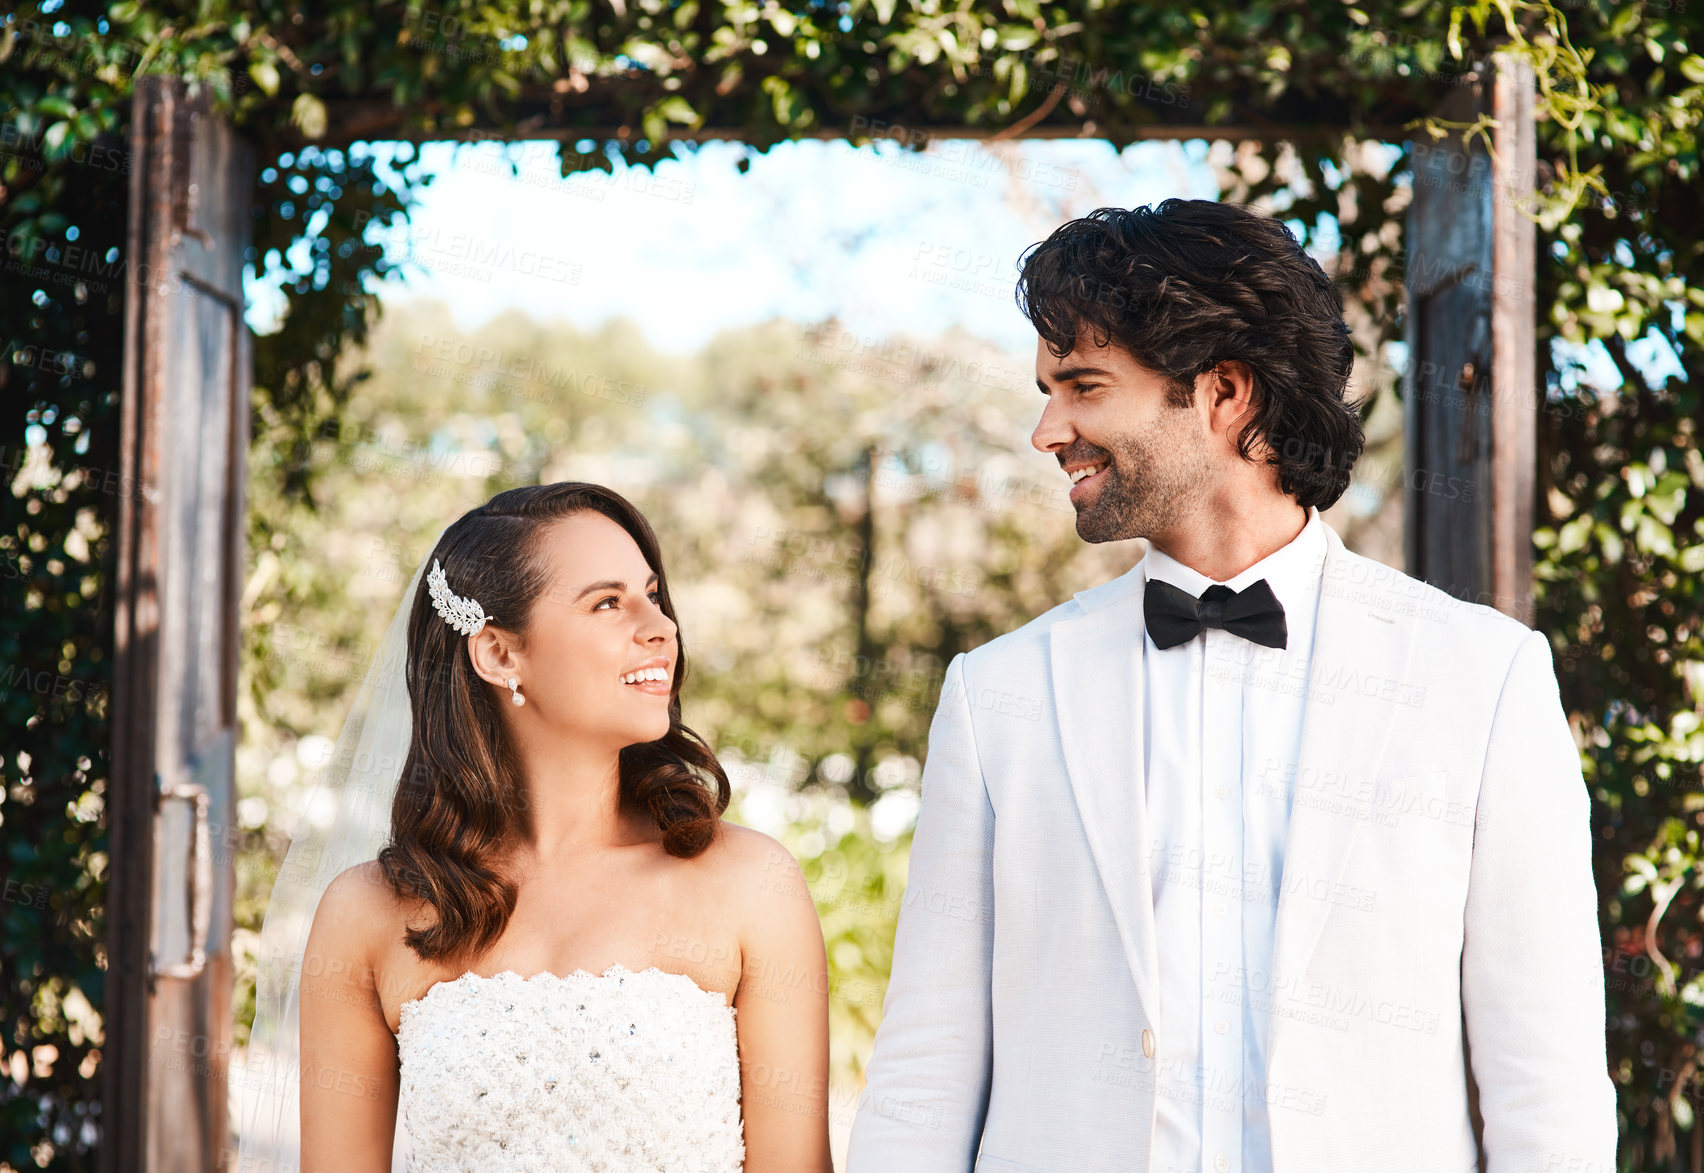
1144 577 1288 650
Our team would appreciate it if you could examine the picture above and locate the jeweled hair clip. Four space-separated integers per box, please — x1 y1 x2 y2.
427 559 488 637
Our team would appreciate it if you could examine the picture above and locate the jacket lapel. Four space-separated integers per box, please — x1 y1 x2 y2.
1050 564 1160 1025
1048 522 1420 1053
1265 522 1419 1059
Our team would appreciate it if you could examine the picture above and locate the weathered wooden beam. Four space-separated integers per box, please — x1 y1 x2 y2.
1489 50 1538 627
286 73 1429 152
106 70 171 1173
1402 53 1537 625
305 117 1415 148
106 75 253 1173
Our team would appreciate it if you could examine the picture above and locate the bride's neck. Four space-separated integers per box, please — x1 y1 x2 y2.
509 734 638 860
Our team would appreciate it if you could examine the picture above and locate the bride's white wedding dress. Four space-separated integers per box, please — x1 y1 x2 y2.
396 965 746 1172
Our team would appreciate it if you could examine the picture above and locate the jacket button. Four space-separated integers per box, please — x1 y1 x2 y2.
1141 1029 1155 1059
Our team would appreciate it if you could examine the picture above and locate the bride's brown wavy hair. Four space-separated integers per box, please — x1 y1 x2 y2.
377 482 730 963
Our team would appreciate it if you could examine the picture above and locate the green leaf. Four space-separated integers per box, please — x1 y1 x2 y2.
41 121 72 162
655 95 699 126
292 93 328 140
1557 513 1593 556
249 60 281 96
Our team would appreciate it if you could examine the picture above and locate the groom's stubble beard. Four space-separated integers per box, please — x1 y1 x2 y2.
1071 399 1213 544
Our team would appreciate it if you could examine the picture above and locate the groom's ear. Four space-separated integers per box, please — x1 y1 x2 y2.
466 626 523 690
1202 359 1264 442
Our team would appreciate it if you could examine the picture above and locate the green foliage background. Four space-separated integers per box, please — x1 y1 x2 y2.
1 0 1701 1167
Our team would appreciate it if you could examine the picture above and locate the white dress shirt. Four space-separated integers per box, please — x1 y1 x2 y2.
1143 505 1328 1173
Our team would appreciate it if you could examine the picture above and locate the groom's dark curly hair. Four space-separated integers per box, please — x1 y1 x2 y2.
1015 199 1367 510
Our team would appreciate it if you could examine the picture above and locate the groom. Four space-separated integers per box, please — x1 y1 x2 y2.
846 199 1615 1172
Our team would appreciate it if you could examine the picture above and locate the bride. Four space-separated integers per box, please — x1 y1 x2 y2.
242 482 831 1173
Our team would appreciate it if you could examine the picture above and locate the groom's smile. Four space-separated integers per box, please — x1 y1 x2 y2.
1064 458 1110 500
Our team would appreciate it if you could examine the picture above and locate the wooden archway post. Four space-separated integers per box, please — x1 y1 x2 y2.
1403 51 1539 626
106 76 253 1173
1487 51 1540 627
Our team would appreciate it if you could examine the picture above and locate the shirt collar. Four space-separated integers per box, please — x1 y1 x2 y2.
1142 505 1327 618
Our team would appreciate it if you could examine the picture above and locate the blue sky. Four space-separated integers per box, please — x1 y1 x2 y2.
249 137 1223 356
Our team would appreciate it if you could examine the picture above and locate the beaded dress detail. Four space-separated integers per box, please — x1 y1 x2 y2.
396 966 744 1172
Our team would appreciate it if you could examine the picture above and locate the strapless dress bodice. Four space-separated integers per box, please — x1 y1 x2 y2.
396 965 744 1172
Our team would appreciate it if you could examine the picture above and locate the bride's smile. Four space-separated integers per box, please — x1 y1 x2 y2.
619 659 673 693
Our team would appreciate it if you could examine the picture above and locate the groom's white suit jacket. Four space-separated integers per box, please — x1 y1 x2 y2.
846 518 1615 1173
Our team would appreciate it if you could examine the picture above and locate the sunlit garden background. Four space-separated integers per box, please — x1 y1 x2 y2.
225 135 1415 1157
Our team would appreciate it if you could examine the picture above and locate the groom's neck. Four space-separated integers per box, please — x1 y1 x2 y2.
1145 494 1310 584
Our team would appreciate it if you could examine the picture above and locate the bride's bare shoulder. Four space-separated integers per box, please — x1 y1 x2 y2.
701 819 793 875
698 821 816 918
306 860 410 965
695 822 826 1006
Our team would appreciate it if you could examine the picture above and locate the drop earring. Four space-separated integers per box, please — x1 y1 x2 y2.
506 676 525 707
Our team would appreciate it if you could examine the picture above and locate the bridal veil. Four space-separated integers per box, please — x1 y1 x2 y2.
234 541 439 1172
